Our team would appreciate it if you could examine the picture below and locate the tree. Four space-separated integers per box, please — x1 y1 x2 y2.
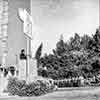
35 43 43 67
54 34 66 56
81 34 92 50
92 27 100 52
38 26 100 80
68 33 81 51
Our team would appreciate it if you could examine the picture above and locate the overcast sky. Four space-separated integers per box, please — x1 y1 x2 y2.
31 0 99 56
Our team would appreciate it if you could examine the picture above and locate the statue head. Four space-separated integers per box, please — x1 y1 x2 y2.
21 49 25 54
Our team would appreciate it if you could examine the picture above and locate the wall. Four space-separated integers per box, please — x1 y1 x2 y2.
6 0 31 66
0 0 8 65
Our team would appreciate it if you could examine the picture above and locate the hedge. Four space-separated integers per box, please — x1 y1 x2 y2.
7 77 56 96
54 78 83 88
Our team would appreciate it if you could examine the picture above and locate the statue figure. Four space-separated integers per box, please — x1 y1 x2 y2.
20 49 27 60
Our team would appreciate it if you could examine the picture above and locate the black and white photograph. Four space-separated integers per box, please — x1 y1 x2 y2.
0 0 99 100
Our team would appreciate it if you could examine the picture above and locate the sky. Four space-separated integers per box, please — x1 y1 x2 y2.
31 0 99 56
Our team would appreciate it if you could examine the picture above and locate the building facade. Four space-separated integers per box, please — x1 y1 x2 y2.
0 0 31 66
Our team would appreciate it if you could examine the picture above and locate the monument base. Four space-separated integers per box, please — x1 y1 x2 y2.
18 58 37 81
18 60 26 80
27 58 38 83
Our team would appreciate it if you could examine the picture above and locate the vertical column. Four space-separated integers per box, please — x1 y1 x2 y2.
26 36 29 80
1 0 8 67
26 36 31 80
0 1 3 54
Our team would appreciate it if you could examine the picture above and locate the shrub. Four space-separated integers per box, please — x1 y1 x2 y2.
54 78 82 88
7 77 56 96
37 27 100 80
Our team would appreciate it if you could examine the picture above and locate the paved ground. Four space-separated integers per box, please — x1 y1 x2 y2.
1 87 100 100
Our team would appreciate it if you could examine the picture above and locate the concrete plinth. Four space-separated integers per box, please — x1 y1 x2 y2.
18 58 37 82
27 58 37 83
18 60 26 80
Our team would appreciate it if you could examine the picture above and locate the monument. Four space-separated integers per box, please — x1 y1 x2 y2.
18 8 37 81
18 49 27 80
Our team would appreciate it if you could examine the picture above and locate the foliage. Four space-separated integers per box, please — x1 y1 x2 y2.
92 28 100 52
7 77 56 96
35 43 43 61
54 78 82 87
81 34 92 50
68 33 81 51
38 27 100 80
54 34 67 57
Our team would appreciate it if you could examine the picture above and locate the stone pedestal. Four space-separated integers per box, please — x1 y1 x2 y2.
18 60 26 80
27 58 37 83
18 58 37 82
